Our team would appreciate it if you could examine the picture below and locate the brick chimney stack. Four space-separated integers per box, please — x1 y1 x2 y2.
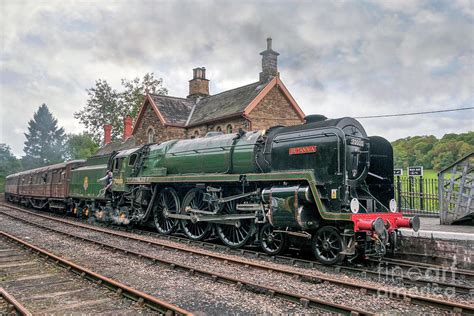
259 37 280 83
188 67 209 99
123 115 133 140
104 124 112 145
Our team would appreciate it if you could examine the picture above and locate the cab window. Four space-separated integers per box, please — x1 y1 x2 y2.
113 158 123 171
129 154 137 166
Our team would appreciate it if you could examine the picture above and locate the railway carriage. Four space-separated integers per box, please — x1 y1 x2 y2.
5 160 84 209
5 115 420 265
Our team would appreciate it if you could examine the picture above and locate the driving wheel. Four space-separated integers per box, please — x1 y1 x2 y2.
180 189 213 240
216 199 254 248
153 187 180 235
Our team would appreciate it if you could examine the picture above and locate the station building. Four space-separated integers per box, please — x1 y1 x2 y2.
131 38 305 145
98 38 305 155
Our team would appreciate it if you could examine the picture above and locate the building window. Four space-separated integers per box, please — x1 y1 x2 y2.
216 126 222 132
147 127 155 143
226 124 233 134
193 130 200 138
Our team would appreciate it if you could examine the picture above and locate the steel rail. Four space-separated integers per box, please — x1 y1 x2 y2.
0 287 32 316
1 202 473 295
0 231 192 316
0 203 473 294
0 209 373 316
1 205 473 314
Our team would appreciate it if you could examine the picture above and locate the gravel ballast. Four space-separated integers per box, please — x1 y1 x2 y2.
1 208 469 314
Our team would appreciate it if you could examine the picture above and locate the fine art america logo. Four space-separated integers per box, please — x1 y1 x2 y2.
375 261 464 300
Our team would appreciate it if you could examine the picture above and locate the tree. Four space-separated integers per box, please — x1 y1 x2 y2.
65 133 99 160
122 73 168 118
74 79 124 143
75 73 167 143
393 131 474 171
0 144 22 192
23 104 66 169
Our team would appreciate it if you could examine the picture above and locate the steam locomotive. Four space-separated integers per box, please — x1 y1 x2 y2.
5 115 420 264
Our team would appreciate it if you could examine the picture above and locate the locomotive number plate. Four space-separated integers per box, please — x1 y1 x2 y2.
347 137 365 147
289 145 317 155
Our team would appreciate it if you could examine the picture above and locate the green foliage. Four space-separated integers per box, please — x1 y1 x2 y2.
23 104 66 169
393 132 474 171
75 73 167 143
122 73 168 118
0 144 22 192
65 133 99 160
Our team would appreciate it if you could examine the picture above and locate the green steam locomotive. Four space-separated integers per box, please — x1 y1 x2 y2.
5 115 419 264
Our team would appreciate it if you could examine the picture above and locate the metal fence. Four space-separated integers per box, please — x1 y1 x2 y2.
394 176 440 216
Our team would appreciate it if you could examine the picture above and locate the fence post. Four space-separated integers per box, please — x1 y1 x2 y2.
419 176 424 211
396 175 402 211
408 176 414 210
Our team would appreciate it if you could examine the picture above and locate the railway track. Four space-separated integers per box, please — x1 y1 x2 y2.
0 207 372 315
1 203 473 314
0 231 190 315
1 202 472 295
1 287 31 316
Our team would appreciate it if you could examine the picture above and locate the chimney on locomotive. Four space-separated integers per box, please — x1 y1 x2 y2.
259 37 280 83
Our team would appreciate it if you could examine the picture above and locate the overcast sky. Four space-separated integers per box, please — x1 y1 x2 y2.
1 0 473 156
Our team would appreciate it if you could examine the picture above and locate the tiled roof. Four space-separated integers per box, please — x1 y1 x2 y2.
94 136 138 156
187 81 268 125
147 81 269 127
149 95 194 125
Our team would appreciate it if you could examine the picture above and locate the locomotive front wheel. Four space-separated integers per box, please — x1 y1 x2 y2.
153 188 180 235
180 189 212 241
216 200 254 248
312 226 344 265
260 223 289 256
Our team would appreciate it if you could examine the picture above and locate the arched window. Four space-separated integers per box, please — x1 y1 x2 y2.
216 126 222 132
194 130 199 138
226 124 233 134
147 127 155 143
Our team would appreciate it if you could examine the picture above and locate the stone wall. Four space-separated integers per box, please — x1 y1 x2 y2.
399 235 473 269
133 103 186 145
187 117 248 138
248 85 303 130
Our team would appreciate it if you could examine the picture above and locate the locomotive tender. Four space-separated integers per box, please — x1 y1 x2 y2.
5 115 420 264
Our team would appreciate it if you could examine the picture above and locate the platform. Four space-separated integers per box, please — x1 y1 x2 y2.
398 216 473 269
400 216 474 241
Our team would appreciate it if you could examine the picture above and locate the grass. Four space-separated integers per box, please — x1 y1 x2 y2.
422 169 438 179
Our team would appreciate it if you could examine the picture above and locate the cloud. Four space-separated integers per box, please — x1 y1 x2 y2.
1 0 473 156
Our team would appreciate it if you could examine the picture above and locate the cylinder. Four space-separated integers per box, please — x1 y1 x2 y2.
261 185 313 203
